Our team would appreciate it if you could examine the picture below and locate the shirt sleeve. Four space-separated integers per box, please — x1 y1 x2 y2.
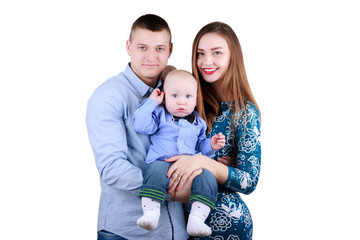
133 98 160 135
223 102 261 195
196 117 216 158
86 85 144 193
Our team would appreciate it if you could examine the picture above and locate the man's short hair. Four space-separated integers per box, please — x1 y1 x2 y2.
129 14 172 43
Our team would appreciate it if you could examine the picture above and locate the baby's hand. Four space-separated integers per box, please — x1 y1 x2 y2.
150 88 164 104
211 132 225 150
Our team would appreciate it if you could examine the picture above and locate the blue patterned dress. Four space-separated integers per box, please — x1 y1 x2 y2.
188 100 261 240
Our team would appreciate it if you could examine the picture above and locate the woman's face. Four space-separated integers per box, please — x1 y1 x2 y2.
196 32 230 84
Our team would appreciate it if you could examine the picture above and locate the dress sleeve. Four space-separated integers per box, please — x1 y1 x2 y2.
223 102 261 195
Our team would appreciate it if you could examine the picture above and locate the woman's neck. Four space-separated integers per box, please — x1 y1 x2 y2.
210 80 226 102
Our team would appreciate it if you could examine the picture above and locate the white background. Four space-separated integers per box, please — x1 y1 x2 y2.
1 0 359 239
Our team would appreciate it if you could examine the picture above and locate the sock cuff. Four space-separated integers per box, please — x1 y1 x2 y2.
190 194 215 209
139 188 165 203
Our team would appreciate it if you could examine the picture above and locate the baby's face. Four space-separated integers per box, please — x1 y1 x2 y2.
163 72 197 117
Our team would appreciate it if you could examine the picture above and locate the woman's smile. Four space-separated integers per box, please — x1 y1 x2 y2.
203 68 218 75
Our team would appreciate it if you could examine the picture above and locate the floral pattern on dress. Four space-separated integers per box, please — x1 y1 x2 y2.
190 101 261 240
210 211 232 232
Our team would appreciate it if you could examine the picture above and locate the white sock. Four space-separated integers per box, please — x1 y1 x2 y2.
137 197 161 231
186 201 212 237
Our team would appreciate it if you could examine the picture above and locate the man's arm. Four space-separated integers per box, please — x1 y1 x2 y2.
86 86 144 192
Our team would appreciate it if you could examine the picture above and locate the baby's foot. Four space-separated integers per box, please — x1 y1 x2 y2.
137 211 160 231
186 213 212 237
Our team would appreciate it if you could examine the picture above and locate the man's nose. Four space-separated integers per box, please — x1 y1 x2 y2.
146 49 157 61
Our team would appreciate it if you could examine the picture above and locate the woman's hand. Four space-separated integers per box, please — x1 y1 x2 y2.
168 168 202 203
166 155 203 193
166 154 229 192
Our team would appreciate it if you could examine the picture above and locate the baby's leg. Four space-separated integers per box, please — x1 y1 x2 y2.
187 201 212 237
187 169 218 237
137 161 172 231
137 197 161 231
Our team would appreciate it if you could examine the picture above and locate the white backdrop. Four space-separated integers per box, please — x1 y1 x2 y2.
1 0 359 239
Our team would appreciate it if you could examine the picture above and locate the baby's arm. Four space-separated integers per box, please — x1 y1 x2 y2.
210 132 225 150
133 96 161 135
149 88 164 104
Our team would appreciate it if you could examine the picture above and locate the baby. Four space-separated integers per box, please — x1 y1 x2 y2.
133 70 225 237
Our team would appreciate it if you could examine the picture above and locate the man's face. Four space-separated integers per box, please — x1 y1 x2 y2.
126 28 172 86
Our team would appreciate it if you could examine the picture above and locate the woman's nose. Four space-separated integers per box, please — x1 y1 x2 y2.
203 54 213 65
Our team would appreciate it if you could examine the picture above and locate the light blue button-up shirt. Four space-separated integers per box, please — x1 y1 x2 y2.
86 64 188 239
133 98 216 164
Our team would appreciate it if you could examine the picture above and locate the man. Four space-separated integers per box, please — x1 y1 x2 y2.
86 14 188 240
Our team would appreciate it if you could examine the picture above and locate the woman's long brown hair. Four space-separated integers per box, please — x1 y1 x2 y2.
192 22 260 132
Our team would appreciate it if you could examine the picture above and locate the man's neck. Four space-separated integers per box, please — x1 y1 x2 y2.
142 78 158 89
128 63 159 88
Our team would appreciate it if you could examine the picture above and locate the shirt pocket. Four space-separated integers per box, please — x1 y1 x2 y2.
178 125 201 154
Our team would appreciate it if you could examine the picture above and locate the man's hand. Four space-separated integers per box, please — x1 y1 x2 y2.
217 156 237 167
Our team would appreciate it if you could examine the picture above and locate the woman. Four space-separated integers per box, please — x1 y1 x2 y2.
167 22 261 240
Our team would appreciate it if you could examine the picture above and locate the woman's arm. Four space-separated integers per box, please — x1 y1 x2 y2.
167 156 237 202
167 102 261 196
224 102 261 195
166 154 228 193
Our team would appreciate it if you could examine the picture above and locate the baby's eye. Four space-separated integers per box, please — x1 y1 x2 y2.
186 95 192 98
172 94 178 98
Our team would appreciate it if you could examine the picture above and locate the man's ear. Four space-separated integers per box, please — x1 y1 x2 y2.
168 42 173 57
126 40 131 56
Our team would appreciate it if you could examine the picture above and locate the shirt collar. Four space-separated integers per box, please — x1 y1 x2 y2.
123 63 161 98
